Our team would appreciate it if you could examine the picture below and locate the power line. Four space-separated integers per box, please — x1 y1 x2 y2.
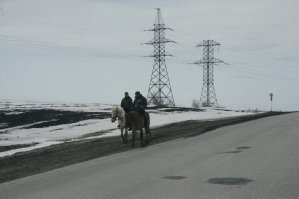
0 34 146 60
223 49 299 71
0 19 139 32
0 28 298 89
223 64 299 86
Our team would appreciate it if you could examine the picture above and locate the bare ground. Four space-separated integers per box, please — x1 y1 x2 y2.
0 111 287 184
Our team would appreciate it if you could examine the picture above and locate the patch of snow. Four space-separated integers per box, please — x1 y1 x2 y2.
0 119 116 146
0 101 113 112
0 141 62 158
0 123 9 128
1 120 57 133
0 101 257 157
4 112 24 115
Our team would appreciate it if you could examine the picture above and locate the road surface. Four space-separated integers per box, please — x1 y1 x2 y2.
1 113 299 199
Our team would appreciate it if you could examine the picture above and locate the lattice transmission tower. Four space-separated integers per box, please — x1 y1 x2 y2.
193 40 225 107
145 8 175 106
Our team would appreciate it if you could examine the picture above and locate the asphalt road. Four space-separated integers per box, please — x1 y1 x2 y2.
1 113 299 199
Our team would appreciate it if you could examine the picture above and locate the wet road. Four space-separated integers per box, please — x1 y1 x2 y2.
1 113 299 199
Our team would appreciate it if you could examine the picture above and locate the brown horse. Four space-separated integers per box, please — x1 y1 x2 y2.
125 111 151 147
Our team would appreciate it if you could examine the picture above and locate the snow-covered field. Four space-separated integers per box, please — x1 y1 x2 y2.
0 101 256 157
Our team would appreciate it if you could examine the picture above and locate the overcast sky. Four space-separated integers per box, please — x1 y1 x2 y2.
0 0 298 111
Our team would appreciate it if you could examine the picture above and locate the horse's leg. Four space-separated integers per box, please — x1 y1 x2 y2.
140 129 145 147
144 113 150 145
131 129 136 147
145 126 151 145
121 128 125 144
124 127 128 144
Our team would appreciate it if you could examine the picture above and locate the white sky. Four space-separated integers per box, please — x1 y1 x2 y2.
0 0 298 111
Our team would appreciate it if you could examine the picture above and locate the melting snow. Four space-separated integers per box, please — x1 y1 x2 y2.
0 101 256 157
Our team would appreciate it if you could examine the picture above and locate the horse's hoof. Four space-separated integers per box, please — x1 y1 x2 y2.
140 141 146 147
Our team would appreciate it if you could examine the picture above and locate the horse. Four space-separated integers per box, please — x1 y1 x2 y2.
125 111 151 147
111 106 151 147
111 106 129 144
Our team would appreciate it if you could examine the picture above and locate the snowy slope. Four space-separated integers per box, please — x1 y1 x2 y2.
0 101 256 157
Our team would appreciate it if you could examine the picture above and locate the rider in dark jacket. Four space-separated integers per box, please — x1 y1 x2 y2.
133 91 147 112
119 92 133 130
121 92 133 113
133 91 149 129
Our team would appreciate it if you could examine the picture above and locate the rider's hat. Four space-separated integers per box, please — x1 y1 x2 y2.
135 91 141 96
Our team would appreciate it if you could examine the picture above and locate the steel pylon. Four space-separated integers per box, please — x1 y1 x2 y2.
145 8 175 106
194 40 225 107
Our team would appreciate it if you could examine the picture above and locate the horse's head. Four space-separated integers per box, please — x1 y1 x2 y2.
111 107 119 123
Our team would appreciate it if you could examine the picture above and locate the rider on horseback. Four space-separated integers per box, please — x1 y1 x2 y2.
133 91 147 111
121 92 133 112
119 92 133 129
133 91 149 128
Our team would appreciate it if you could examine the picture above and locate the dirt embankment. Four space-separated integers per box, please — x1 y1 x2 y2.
0 111 287 183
